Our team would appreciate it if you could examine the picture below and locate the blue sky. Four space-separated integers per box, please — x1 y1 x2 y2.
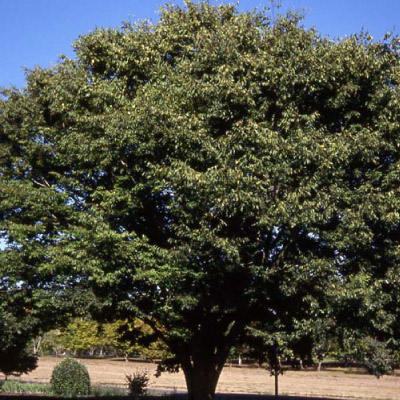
1 0 400 88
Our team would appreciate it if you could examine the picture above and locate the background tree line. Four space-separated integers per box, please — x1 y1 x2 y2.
31 318 169 361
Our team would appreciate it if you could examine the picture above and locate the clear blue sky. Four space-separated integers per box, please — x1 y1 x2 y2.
1 0 400 88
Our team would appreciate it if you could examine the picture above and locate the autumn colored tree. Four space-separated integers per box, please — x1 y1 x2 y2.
2 2 400 399
43 318 169 360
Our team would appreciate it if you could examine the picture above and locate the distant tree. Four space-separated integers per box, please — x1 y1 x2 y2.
42 317 169 360
357 337 394 378
62 319 99 357
335 331 395 378
94 318 170 360
113 319 170 361
39 329 66 356
2 2 400 399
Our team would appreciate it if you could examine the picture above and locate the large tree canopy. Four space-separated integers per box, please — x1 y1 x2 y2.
1 2 400 399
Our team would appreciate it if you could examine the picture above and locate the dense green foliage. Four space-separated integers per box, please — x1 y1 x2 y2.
0 345 37 379
0 302 37 377
334 334 395 378
2 2 400 399
0 274 94 376
50 358 91 397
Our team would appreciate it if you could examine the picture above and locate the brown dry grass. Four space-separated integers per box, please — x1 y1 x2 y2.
2 357 400 400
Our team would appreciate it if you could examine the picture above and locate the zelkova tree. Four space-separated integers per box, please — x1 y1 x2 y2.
1 2 400 399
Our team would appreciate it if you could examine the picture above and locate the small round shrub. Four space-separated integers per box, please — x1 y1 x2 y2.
126 370 149 397
50 357 91 397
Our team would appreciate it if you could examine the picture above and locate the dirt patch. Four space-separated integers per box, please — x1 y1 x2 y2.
2 357 400 399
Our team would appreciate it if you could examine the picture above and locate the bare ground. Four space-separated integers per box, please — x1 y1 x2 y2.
2 357 400 400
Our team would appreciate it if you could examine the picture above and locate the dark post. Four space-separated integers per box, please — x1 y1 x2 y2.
274 342 279 397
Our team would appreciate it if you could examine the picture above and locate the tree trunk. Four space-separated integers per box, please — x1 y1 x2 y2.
317 354 324 371
182 359 224 400
32 336 42 355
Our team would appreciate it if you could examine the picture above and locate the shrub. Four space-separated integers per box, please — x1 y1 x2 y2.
50 357 91 397
126 370 149 397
